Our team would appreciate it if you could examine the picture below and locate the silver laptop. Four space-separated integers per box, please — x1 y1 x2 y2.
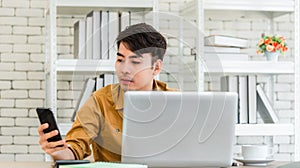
121 91 237 168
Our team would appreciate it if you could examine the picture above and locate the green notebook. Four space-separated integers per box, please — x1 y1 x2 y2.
59 162 147 168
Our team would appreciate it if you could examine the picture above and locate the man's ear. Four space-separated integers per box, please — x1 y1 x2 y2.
153 59 162 76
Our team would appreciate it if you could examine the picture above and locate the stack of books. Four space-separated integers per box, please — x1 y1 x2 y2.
71 73 117 121
74 11 131 60
204 35 249 62
221 75 279 124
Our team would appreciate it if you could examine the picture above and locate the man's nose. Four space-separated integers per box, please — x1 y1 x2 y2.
120 61 131 74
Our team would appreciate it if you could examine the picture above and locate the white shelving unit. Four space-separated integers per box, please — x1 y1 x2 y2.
55 59 115 72
180 0 299 161
192 61 295 74
236 124 294 136
45 0 158 129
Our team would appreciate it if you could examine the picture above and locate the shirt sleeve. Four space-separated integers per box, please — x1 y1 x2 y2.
65 95 103 160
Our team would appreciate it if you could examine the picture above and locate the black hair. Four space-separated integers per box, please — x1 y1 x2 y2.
116 23 167 63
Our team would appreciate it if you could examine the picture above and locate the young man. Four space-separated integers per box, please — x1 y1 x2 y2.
38 23 176 162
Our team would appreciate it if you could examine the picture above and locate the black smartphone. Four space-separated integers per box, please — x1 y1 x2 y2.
55 160 90 168
36 108 63 145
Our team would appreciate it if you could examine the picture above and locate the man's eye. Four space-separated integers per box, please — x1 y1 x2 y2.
117 59 123 62
132 61 141 64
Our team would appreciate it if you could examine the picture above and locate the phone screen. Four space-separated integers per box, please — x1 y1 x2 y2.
36 108 63 143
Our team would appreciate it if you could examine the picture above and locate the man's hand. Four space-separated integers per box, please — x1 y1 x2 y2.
38 123 74 160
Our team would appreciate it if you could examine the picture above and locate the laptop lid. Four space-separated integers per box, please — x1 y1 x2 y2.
121 91 237 167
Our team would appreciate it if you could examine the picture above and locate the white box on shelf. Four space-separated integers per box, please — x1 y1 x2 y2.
238 76 248 124
85 16 93 59
72 78 96 121
87 11 101 60
74 19 86 59
204 35 248 48
256 84 279 123
248 75 257 124
204 46 241 53
220 75 239 123
204 53 248 62
101 11 109 59
108 11 119 60
121 11 131 31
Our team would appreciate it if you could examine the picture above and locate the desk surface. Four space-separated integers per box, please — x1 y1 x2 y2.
0 161 288 168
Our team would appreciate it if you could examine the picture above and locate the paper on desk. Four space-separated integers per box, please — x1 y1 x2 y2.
59 161 147 168
277 162 300 168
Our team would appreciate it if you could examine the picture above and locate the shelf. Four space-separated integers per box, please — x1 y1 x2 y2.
178 0 299 160
56 0 154 15
200 61 294 74
59 123 294 136
181 0 294 14
55 59 115 72
180 0 294 19
204 0 294 12
235 124 294 136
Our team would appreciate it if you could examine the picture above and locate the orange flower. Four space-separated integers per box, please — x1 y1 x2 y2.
264 38 272 45
257 34 288 55
266 45 275 52
258 39 264 46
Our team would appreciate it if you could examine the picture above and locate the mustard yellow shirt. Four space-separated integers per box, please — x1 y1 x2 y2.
66 80 176 162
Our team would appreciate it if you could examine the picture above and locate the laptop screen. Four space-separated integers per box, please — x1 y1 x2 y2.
121 91 237 167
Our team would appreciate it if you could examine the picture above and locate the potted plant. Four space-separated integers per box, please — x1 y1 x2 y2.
256 34 288 61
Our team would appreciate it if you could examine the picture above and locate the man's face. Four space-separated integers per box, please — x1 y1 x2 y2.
115 42 161 91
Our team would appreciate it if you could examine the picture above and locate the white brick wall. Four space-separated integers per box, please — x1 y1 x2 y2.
0 108 28 117
2 0 30 8
0 0 45 161
0 0 296 162
0 35 27 43
0 17 27 26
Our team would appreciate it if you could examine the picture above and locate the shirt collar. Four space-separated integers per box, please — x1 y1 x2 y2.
112 80 167 110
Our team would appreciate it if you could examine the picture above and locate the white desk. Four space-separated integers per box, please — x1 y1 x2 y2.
0 162 53 168
0 161 288 168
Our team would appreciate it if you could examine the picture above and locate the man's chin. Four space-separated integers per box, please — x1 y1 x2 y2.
120 85 134 91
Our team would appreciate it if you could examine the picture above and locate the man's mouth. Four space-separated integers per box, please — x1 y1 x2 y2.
120 78 133 85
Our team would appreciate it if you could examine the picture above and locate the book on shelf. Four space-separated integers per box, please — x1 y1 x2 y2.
87 11 101 60
131 11 144 25
104 73 115 86
74 20 86 59
248 75 257 124
121 11 131 31
85 15 93 59
71 78 96 122
220 75 239 123
204 35 248 48
204 46 241 53
204 53 248 62
108 11 119 60
220 75 239 93
220 75 279 124
101 11 109 59
59 161 147 168
256 84 279 123
96 74 104 91
238 76 248 124
73 10 134 60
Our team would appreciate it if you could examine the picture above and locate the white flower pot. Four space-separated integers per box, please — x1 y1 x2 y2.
265 50 280 61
